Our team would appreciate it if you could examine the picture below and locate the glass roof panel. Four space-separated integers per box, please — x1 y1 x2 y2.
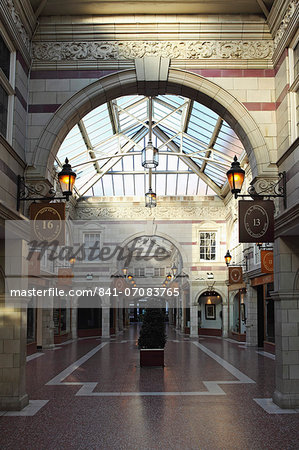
56 94 246 199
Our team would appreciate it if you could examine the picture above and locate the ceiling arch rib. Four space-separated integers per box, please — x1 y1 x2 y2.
56 94 245 199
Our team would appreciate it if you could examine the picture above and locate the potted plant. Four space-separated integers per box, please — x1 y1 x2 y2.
138 308 167 367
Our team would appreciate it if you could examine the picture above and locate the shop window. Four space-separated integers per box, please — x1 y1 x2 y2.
83 233 101 261
54 308 71 336
154 267 165 277
40 247 55 273
134 267 145 277
27 307 36 343
199 232 216 261
0 28 15 142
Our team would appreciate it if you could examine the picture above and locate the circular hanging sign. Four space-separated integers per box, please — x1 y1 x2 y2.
32 205 63 242
231 268 242 283
244 204 270 239
115 277 124 292
261 251 273 273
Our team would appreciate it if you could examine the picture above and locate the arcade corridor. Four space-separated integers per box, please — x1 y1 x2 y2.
0 325 298 449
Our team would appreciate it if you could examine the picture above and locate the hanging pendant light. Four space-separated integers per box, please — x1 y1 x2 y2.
145 168 157 208
142 97 159 169
145 188 157 208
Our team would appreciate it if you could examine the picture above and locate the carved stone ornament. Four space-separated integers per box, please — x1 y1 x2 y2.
5 0 29 48
75 205 226 220
274 0 298 47
32 40 274 61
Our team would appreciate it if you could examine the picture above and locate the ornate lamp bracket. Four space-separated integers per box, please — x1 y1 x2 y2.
240 172 286 209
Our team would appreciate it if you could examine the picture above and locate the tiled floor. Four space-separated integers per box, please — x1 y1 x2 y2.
1 325 299 449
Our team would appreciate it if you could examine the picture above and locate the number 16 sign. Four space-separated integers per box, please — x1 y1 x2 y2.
238 200 274 243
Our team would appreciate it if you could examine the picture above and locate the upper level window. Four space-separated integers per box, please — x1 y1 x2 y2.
199 232 216 261
289 34 299 142
254 244 261 266
294 41 299 79
84 233 101 261
0 33 10 79
0 84 8 138
0 28 15 142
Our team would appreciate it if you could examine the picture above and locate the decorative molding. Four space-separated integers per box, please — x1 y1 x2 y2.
5 0 30 48
75 205 226 220
273 0 298 48
32 40 274 61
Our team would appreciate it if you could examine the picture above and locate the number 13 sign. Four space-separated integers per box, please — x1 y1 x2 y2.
238 200 274 243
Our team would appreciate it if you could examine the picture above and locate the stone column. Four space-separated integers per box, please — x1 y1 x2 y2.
181 291 186 332
272 236 299 409
1 236 29 410
245 285 258 346
71 297 78 340
175 298 180 330
190 305 198 337
117 301 123 333
42 309 54 348
102 307 110 337
272 291 299 409
222 302 228 337
0 303 28 411
168 307 173 326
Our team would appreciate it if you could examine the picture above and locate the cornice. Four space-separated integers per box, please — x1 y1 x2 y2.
0 134 26 169
14 0 36 35
1 0 32 65
270 0 299 66
268 0 297 35
0 200 28 221
34 17 272 42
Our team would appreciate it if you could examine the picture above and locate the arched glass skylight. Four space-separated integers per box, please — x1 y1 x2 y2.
56 95 245 198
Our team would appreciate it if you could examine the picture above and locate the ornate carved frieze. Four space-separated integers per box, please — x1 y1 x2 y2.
32 40 274 61
75 205 226 220
5 0 29 48
274 0 298 48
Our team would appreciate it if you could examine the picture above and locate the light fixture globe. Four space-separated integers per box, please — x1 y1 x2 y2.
142 141 159 169
171 263 178 277
226 156 245 199
224 250 232 266
58 158 76 199
145 188 157 208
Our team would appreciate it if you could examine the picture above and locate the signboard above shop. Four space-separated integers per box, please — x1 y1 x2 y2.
229 266 243 284
30 203 65 244
239 200 274 243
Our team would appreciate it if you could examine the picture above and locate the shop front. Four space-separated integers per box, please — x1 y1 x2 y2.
250 274 275 353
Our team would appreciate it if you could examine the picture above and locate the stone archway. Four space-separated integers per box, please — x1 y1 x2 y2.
197 290 223 337
29 68 274 183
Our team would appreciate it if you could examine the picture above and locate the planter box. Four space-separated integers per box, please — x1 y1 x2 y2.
198 328 222 336
231 331 246 342
264 341 275 354
140 349 164 367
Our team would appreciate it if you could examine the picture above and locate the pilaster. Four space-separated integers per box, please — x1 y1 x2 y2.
0 302 29 411
272 290 299 409
245 285 258 346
